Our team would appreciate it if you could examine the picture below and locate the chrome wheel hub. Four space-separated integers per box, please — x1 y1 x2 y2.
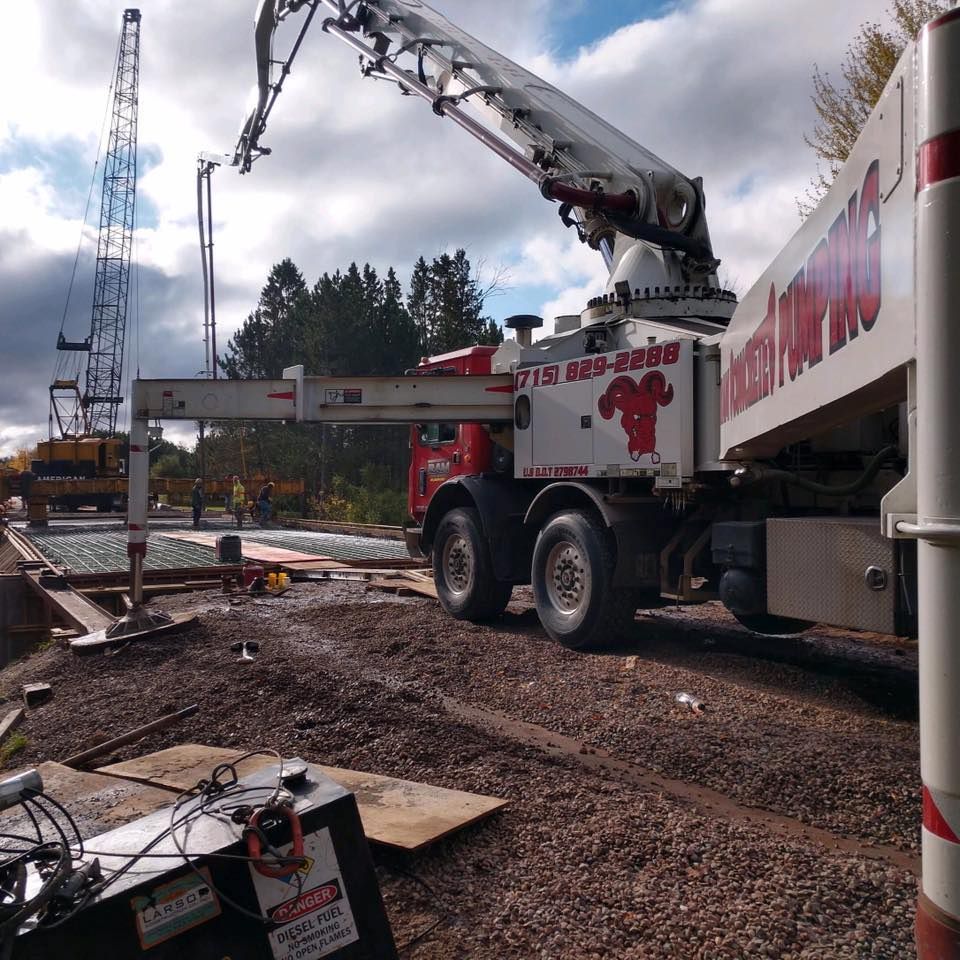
442 534 472 596
546 540 589 614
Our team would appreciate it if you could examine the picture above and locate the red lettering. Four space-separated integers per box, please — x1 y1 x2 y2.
808 238 829 369
828 197 857 353
778 287 791 388
857 159 881 330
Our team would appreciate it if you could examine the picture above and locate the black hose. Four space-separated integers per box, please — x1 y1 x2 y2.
759 445 898 497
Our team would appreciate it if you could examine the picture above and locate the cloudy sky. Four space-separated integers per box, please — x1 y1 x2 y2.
0 0 891 454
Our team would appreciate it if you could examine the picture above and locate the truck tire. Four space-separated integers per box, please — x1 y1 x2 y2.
433 507 512 621
532 509 636 650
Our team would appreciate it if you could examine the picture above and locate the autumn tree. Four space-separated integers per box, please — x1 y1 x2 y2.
800 0 951 214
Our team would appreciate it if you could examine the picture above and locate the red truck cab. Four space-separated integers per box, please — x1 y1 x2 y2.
407 345 498 526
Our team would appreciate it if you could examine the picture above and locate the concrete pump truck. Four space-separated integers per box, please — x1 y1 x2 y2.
109 2 960 951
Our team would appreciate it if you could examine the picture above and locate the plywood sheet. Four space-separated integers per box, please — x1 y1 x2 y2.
0 762 174 840
98 744 508 851
160 531 327 564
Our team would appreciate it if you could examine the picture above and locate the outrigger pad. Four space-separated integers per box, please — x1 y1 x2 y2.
70 611 198 656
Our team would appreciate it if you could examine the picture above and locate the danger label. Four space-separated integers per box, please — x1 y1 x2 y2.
251 828 359 960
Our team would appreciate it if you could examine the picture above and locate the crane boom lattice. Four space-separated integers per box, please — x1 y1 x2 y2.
83 7 141 435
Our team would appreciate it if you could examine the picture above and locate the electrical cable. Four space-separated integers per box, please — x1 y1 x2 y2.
0 752 310 943
382 865 446 954
33 792 84 860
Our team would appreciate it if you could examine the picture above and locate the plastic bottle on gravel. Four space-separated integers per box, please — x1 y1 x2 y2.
674 691 706 713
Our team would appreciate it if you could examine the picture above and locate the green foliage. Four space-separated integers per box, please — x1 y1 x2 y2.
212 249 500 523
150 445 196 479
0 732 27 769
801 0 951 214
408 250 503 354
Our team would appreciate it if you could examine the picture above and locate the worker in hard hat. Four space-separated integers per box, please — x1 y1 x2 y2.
232 475 246 528
257 481 274 527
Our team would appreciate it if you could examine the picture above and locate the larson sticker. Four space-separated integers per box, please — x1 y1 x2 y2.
250 828 359 960
131 867 221 949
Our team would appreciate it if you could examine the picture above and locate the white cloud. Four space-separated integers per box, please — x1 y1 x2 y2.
0 0 897 456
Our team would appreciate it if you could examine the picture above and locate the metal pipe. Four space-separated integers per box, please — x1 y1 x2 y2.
197 162 211 377
206 169 218 379
914 11 960 957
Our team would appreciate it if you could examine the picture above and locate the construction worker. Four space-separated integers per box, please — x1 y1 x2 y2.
232 475 246 528
257 481 274 526
191 478 204 528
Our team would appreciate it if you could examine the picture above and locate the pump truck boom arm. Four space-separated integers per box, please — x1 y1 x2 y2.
234 0 718 278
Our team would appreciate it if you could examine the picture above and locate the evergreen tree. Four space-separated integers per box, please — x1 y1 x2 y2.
207 248 499 520
220 258 308 378
406 248 502 353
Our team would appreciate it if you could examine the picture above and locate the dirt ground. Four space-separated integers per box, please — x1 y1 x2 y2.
0 583 919 958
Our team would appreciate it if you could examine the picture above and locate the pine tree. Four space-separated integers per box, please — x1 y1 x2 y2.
220 259 308 378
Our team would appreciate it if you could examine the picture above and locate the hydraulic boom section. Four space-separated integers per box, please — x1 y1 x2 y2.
234 0 719 286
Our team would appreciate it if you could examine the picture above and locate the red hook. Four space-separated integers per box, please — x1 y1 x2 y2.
245 804 304 879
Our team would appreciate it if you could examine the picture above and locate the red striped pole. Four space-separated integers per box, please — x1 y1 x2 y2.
915 9 960 957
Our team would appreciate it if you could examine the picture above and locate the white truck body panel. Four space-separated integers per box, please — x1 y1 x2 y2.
514 340 694 482
718 46 917 459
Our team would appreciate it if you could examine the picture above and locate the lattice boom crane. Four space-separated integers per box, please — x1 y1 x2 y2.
51 8 141 441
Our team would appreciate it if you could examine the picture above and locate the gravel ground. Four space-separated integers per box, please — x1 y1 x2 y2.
0 584 919 958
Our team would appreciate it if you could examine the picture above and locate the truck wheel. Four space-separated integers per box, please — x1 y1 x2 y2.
433 507 512 621
532 509 635 650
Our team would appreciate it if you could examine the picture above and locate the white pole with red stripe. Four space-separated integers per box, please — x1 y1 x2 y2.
914 8 960 956
127 413 149 608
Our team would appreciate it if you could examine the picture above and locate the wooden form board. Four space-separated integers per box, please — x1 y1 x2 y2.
98 744 508 852
0 762 174 840
160 531 327 564
21 568 114 634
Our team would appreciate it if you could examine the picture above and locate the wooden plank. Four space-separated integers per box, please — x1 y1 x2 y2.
0 762 173 839
21 568 113 634
0 708 24 744
160 531 325 564
368 577 439 600
98 744 508 852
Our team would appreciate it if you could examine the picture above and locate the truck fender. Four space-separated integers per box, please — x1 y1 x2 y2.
524 483 662 588
421 475 534 583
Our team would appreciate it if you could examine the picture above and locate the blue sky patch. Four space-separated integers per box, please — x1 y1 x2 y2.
548 0 675 58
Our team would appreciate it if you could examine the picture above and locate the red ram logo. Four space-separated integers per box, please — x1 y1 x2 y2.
597 372 674 463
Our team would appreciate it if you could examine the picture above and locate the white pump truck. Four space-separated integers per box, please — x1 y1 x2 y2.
113 2 960 951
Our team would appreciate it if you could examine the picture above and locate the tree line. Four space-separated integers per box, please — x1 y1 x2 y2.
198 250 502 523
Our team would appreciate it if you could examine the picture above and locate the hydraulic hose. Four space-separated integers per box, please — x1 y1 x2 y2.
543 180 637 214
734 445 899 497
